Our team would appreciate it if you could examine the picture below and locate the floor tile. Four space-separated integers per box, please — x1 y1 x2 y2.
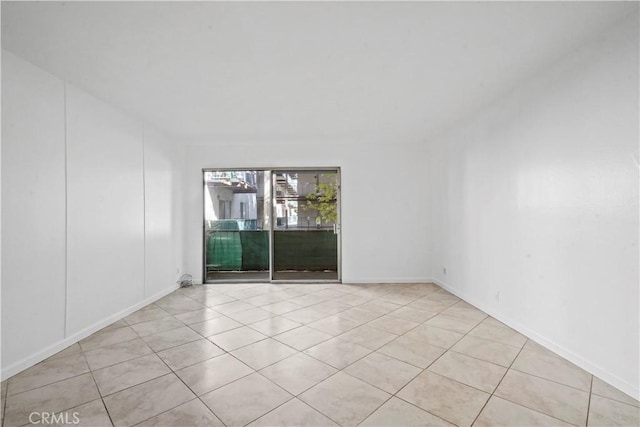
248 316 301 336
4 374 99 427
403 325 464 349
360 396 454 426
226 307 274 324
231 338 298 370
288 294 327 307
389 306 436 323
423 313 481 334
174 308 222 325
29 399 111 427
378 292 419 305
79 326 139 351
336 307 381 324
312 300 352 316
137 398 223 426
46 343 82 361
334 293 373 307
307 315 361 336
189 316 242 337
451 334 520 367
142 326 202 352
397 371 490 427
344 352 421 394
431 351 507 393
92 354 170 396
102 319 130 332
191 293 236 307
208 326 267 351
125 306 171 325
52 398 113 427
155 297 205 315
7 352 89 396
129 316 184 337
259 353 337 395
475 396 572 426
1 380 7 426
8 283 638 427
300 372 390 426
408 299 453 313
243 293 287 307
358 300 402 314
84 338 154 371
366 315 420 335
261 301 304 315
212 300 258 315
336 325 397 350
304 338 371 370
422 291 460 305
441 304 488 322
313 289 351 299
480 316 509 328
283 306 331 324
200 373 292 426
175 353 254 395
377 335 446 368
587 394 640 427
591 377 639 407
156 339 224 371
103 374 194 426
468 322 527 348
512 340 592 391
273 326 332 351
247 397 338 426
494 369 589 425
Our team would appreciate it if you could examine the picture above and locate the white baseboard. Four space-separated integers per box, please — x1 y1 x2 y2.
429 277 640 401
1 284 178 380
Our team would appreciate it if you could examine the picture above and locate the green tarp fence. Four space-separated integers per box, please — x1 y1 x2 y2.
206 230 337 272
240 231 269 270
273 231 337 271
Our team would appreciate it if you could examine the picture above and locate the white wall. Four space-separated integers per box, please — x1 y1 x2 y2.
66 85 145 335
184 141 429 284
426 15 639 398
1 51 185 377
144 127 186 296
1 51 67 370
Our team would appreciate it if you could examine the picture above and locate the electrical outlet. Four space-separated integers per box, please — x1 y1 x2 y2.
495 291 501 302
443 267 447 275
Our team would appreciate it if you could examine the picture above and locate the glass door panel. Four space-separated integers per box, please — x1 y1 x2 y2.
272 170 340 281
204 170 270 282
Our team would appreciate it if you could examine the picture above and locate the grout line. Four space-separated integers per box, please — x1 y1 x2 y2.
78 350 116 427
469 337 528 426
586 375 594 426
1 381 7 427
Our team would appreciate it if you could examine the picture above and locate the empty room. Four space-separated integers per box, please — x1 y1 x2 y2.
1 1 638 426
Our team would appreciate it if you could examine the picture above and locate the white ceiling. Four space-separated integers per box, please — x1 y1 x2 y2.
1 1 633 144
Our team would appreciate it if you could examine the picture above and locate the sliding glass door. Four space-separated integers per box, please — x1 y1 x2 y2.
203 168 340 282
272 170 340 281
203 170 270 282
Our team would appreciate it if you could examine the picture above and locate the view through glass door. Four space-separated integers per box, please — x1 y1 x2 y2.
203 168 340 282
204 170 270 282
272 169 340 281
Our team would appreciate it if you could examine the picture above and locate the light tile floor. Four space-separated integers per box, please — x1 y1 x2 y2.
2 283 639 427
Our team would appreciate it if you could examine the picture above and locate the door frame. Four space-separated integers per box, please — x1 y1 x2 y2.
202 167 341 284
